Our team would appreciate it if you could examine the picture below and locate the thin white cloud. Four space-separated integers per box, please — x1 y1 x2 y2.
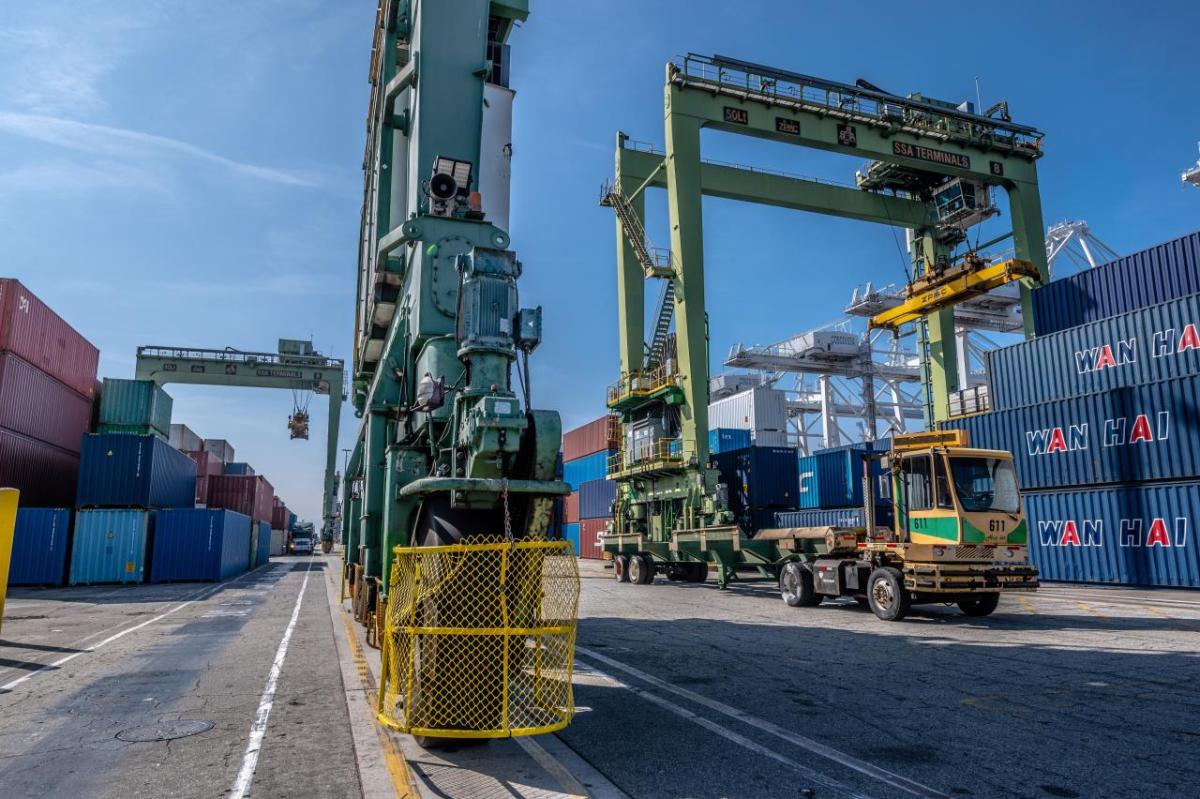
0 112 316 188
0 158 169 197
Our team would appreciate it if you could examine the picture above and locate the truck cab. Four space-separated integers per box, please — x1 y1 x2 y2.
781 430 1039 620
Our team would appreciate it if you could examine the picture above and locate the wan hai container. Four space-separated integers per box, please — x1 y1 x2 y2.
151 508 251 582
76 434 197 508
942 374 1200 491
70 509 154 584
988 292 1200 411
8 508 71 585
1022 482 1200 588
0 278 99 399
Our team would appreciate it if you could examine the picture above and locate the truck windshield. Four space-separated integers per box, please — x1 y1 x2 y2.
948 457 1020 514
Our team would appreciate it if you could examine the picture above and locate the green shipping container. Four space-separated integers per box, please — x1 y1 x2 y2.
98 378 173 436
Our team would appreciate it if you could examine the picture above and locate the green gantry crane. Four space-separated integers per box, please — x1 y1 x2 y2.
345 0 567 628
603 54 1047 586
135 340 345 546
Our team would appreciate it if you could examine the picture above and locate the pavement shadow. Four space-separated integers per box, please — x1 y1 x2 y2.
0 639 83 654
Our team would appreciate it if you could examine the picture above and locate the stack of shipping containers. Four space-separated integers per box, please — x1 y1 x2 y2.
776 441 893 529
945 230 1200 587
562 415 618 558
271 497 290 556
0 279 98 585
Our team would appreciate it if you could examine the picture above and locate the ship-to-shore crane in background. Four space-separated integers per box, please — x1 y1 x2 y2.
135 340 345 546
344 0 577 743
602 54 1048 579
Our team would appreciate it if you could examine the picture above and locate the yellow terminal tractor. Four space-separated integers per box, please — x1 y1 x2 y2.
769 430 1039 620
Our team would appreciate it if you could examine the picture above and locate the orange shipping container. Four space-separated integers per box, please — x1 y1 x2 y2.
565 492 579 523
563 415 618 462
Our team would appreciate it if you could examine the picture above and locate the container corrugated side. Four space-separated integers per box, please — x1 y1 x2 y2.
563 522 580 556
206 475 274 523
773 506 894 530
564 491 579 523
169 424 203 452
563 415 617 461
8 508 70 585
579 518 606 559
76 434 198 508
150 509 250 582
255 520 271 567
0 352 91 452
712 445 800 530
224 462 255 476
183 449 223 478
579 478 616 519
709 428 752 454
270 528 287 556
203 438 235 464
564 451 608 489
0 278 99 399
1022 482 1200 587
98 378 173 436
271 502 289 530
943 375 1200 490
1032 230 1200 335
797 442 890 509
0 428 80 506
707 386 789 447
990 292 1200 411
70 509 153 584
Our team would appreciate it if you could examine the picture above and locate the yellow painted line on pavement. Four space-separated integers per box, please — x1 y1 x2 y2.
341 611 420 798
1017 596 1037 614
1074 600 1106 617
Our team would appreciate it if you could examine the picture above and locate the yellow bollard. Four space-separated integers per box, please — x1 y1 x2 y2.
0 488 19 635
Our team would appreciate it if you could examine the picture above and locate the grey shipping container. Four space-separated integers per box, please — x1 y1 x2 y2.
98 378 173 436
942 374 1200 491
169 423 203 452
1022 482 1200 588
707 386 789 448
76 433 197 508
989 292 1200 411
203 438 236 464
1032 229 1200 335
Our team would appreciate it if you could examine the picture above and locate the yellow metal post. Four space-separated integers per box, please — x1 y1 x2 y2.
0 488 19 634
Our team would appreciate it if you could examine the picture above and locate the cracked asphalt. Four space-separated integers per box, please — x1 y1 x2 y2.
0 557 359 799
560 562 1200 799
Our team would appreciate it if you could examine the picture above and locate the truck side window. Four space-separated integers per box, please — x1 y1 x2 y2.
901 456 933 511
936 459 954 510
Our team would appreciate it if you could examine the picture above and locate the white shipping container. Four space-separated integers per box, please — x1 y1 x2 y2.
270 528 287 557
169 423 202 453
707 386 789 447
480 83 514 232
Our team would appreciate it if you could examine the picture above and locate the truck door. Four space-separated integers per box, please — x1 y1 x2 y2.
897 453 960 544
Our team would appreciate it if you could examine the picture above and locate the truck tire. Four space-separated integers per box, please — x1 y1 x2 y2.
867 567 911 621
629 554 654 585
613 555 630 583
687 562 708 583
958 593 1001 617
779 561 821 607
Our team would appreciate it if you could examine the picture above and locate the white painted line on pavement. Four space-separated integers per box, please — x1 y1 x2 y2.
512 735 590 799
576 645 950 799
229 559 313 799
574 660 870 799
0 569 267 693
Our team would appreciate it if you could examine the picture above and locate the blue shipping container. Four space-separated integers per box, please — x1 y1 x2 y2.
1033 230 1200 335
288 511 297 530
773 505 895 530
76 434 197 508
709 428 752 454
564 451 608 489
943 374 1200 491
224 462 255 476
8 508 71 585
255 520 271 567
1022 482 1200 588
797 441 891 509
70 509 153 584
563 522 580 556
151 508 251 582
990 292 1200 411
579 478 616 519
713 445 799 531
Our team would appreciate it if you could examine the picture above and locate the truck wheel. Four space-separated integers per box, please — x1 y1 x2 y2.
958 593 1001 617
687 562 708 583
867 567 910 621
779 561 821 607
613 555 630 583
629 554 654 585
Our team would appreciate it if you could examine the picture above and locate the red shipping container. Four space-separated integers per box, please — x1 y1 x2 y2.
563 415 618 462
207 475 274 523
0 427 80 506
0 279 99 399
564 491 579 523
0 351 91 453
195 475 209 506
271 502 289 530
183 449 223 478
579 518 607 560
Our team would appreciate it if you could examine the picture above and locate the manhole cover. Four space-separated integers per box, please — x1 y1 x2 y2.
116 720 213 742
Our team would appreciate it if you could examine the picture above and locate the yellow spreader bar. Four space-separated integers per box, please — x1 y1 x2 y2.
870 258 1040 332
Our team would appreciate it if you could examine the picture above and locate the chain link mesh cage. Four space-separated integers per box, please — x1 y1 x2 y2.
377 537 580 739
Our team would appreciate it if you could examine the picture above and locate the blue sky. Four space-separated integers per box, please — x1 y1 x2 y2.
3 1 1198 520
